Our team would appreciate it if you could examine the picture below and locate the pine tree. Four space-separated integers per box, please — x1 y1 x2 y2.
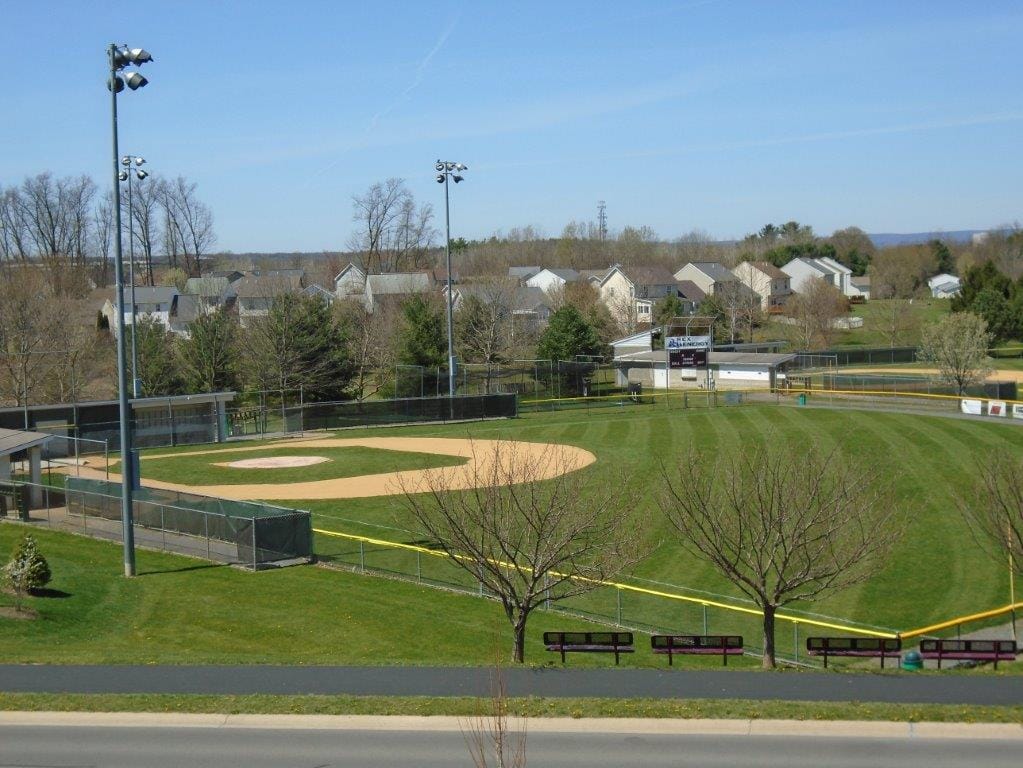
4 534 51 611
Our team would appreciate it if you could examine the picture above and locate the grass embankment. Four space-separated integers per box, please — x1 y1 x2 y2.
0 524 754 669
110 445 465 486
1 693 1020 723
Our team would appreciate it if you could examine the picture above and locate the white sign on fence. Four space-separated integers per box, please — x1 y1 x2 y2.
960 399 983 415
988 400 1007 417
666 335 711 350
1013 404 1023 420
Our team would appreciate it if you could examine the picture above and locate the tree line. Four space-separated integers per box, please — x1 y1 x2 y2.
0 171 215 297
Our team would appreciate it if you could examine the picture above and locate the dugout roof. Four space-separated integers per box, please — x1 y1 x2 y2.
0 427 54 457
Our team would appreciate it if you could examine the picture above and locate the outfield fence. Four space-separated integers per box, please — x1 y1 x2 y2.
314 527 896 667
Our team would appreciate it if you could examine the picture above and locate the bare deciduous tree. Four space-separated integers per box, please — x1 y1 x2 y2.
0 270 59 406
400 441 639 663
335 299 396 401
959 451 1023 582
456 278 517 390
161 176 216 277
919 312 992 395
347 178 436 274
659 440 903 668
462 666 527 768
864 299 920 348
784 277 847 349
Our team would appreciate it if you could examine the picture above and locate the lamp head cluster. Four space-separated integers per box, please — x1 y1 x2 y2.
109 45 153 93
435 160 467 184
118 156 148 181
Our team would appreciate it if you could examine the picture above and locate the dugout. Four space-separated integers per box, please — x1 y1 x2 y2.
64 476 312 569
0 428 55 508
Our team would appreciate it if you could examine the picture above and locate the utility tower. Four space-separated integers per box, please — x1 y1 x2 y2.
597 200 607 242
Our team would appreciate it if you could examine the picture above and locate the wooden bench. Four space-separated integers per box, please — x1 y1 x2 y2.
919 639 1018 670
806 637 902 669
651 635 744 666
543 631 634 665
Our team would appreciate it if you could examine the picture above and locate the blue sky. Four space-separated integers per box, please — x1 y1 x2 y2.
2 1 1021 252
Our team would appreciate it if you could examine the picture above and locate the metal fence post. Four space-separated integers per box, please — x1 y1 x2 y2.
416 550 421 582
702 603 708 635
252 515 257 570
161 505 166 550
616 588 622 625
205 513 210 561
794 622 799 664
359 540 365 572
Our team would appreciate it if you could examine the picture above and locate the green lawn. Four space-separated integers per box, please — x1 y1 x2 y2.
1 693 1020 723
760 298 951 348
111 445 465 486
0 524 755 669
298 405 1023 643
5 402 1022 671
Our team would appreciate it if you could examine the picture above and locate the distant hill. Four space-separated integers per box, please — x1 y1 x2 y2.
867 230 983 248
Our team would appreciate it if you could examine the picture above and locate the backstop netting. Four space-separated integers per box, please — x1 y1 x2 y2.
63 476 312 569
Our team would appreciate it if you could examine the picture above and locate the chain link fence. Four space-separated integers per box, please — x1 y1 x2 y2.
315 528 895 668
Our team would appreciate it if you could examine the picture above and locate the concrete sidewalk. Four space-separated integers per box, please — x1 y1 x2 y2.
1 711 1021 740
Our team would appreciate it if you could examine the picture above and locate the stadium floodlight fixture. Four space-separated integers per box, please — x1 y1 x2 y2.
134 156 145 166
135 168 148 180
107 42 153 579
434 159 469 401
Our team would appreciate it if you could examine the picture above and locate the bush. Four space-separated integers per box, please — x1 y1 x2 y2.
3 534 51 611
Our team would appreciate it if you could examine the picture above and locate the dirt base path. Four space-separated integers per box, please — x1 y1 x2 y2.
83 437 596 501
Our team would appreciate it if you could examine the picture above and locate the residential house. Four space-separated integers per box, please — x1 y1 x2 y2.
451 284 553 333
168 294 202 337
782 257 865 299
101 286 178 338
599 265 678 326
183 276 236 310
673 262 739 296
850 275 871 300
304 284 336 306
363 272 433 313
333 262 366 298
732 261 792 311
525 268 580 294
508 266 541 284
676 280 706 309
579 268 608 288
928 273 961 298
234 273 303 326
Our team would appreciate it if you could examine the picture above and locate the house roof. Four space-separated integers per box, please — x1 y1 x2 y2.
579 268 608 282
749 261 788 279
0 427 54 456
508 266 541 279
334 263 365 282
927 273 960 288
682 262 737 282
304 284 335 301
850 275 871 288
784 257 832 276
675 280 707 301
184 276 231 298
366 272 432 295
210 270 244 282
234 274 302 298
131 286 178 304
535 268 580 282
818 256 852 275
604 265 676 287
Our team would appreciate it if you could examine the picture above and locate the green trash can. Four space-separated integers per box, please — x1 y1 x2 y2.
797 393 807 406
902 650 923 671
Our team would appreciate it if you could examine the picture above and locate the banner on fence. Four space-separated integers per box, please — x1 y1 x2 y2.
666 335 711 350
1013 404 1023 420
988 400 1007 417
961 399 983 415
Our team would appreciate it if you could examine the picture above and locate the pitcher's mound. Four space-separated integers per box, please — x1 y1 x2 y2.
219 456 330 469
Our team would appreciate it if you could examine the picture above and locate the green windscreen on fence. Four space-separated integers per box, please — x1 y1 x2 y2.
63 476 313 568
298 393 517 431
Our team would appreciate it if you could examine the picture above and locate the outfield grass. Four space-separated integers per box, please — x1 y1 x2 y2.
295 404 1023 638
1 693 1020 723
110 445 465 486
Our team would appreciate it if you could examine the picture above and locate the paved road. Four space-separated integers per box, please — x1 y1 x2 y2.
2 665 1022 705
1 723 1021 767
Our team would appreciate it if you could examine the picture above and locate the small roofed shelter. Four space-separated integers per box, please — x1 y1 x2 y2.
613 349 798 390
0 428 55 506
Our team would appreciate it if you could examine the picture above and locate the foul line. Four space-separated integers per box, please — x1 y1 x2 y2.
313 527 896 638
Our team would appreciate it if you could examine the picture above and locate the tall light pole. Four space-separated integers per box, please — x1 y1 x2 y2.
435 160 467 399
119 155 149 397
108 42 153 577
